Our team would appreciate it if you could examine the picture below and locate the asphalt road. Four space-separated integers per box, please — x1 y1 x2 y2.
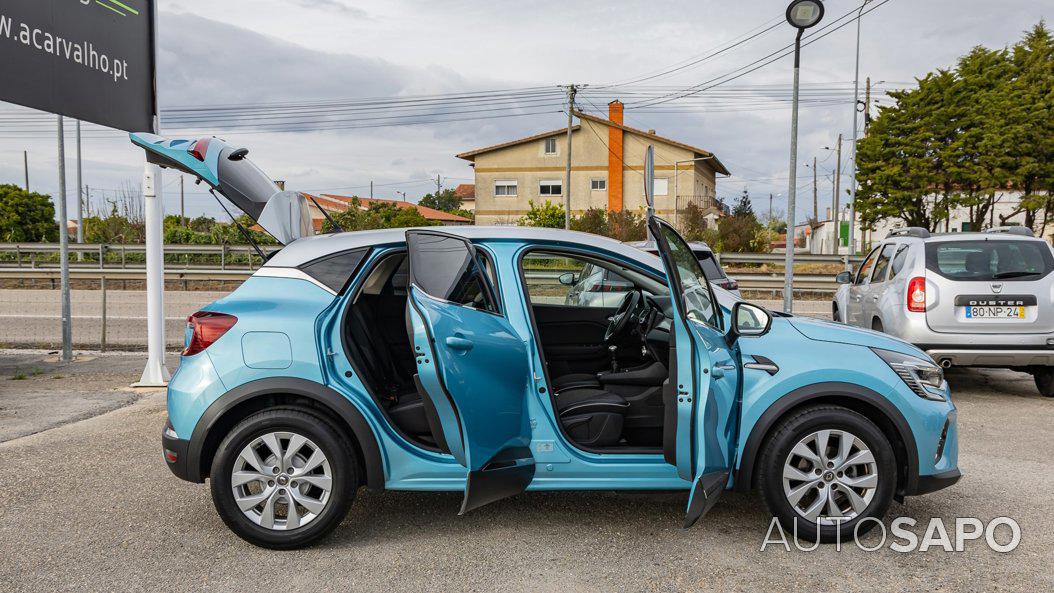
0 353 1051 592
0 288 831 350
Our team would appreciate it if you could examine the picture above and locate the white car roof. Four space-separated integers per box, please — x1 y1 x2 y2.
266 226 665 270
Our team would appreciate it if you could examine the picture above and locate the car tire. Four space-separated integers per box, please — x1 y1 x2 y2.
832 302 840 322
209 409 358 549
871 318 884 332
1032 367 1054 397
757 404 897 543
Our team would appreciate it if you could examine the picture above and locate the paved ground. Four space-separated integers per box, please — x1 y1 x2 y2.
0 288 830 350
0 352 1050 592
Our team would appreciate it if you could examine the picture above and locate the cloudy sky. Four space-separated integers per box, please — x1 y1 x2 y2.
0 0 1048 224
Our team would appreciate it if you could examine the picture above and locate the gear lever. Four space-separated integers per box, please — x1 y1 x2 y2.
608 345 619 373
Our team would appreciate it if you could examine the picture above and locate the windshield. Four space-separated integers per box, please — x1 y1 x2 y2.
925 240 1053 281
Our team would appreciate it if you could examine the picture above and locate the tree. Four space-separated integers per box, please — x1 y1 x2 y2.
418 189 461 213
519 200 565 228
855 22 1053 234
0 184 59 242
732 189 756 218
322 198 438 232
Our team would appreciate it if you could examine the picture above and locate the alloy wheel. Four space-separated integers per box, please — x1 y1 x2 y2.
782 429 879 525
231 431 333 530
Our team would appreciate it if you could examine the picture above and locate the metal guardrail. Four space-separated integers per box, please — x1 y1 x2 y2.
0 243 858 293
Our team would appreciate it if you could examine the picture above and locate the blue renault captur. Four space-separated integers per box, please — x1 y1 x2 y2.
135 133 961 550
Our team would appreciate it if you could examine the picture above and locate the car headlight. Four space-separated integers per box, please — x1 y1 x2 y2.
872 348 947 401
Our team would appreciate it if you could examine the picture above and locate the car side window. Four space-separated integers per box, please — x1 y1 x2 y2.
855 247 882 285
889 244 910 278
407 233 500 314
523 252 634 308
870 244 897 283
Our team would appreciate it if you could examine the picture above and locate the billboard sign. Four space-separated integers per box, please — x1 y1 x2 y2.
0 0 156 132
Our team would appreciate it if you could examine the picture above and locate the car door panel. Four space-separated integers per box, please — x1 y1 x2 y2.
648 216 740 527
405 230 535 514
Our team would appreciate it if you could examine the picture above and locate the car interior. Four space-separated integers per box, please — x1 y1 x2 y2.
342 248 678 454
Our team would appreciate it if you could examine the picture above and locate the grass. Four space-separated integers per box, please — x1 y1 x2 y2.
10 373 27 380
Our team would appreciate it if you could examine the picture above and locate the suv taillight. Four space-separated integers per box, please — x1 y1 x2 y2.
907 277 927 312
183 311 237 356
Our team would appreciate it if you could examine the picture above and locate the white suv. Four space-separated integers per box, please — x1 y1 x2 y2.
833 226 1054 397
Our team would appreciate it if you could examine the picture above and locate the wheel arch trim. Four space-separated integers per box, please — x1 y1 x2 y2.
186 377 385 490
734 381 919 495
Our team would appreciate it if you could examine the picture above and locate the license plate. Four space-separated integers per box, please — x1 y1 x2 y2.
963 306 1025 319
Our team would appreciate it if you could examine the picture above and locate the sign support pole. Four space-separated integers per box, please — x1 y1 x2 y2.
136 4 169 386
57 115 72 362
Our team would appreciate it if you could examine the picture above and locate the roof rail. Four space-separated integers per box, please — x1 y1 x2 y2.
887 227 931 239
985 226 1035 237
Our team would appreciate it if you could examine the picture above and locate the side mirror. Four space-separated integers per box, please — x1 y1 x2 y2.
558 272 578 286
835 271 853 284
730 302 772 341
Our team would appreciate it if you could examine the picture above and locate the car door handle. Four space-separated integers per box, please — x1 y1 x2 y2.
871 295 880 301
445 336 474 351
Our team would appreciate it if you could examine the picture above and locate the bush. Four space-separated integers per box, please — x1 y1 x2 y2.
519 200 566 228
0 184 59 242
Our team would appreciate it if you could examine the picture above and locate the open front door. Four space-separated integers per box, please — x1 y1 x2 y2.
404 230 535 514
648 216 741 528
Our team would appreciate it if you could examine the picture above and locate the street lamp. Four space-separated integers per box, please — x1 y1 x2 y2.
781 0 824 314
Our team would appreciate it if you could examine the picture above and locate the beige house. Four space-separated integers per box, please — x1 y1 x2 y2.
456 101 729 226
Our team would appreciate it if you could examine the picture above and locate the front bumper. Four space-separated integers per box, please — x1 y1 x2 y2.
162 420 195 482
913 468 962 495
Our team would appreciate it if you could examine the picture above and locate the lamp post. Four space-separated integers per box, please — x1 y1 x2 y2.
782 0 824 314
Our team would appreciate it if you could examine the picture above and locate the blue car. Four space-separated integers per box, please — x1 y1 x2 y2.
136 134 961 549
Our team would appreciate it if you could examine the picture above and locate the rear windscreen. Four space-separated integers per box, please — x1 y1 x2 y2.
925 240 1053 281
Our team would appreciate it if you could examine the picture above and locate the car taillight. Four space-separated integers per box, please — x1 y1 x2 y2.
907 277 927 312
188 136 212 162
182 311 237 356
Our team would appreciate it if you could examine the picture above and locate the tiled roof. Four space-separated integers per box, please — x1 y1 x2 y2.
304 193 472 223
454 184 475 200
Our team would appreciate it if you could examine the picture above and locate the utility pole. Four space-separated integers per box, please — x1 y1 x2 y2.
769 193 773 221
23 150 29 191
832 134 842 254
812 156 818 222
435 175 442 196
370 180 374 199
179 176 185 225
864 77 872 130
846 0 872 267
76 121 83 253
563 84 577 230
56 115 72 363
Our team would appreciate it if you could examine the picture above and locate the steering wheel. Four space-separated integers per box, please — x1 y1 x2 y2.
604 290 641 342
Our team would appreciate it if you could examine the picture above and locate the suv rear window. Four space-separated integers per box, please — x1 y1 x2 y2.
925 240 1053 281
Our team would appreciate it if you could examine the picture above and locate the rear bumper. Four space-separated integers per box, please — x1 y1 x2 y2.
921 345 1054 368
162 420 197 483
911 468 962 495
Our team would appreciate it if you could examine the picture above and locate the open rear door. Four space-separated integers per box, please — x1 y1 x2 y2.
129 133 311 244
404 230 535 514
648 216 741 528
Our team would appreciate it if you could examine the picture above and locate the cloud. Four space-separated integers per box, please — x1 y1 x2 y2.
286 0 369 18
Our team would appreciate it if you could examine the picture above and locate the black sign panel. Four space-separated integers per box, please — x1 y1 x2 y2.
0 0 155 132
953 295 1037 307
